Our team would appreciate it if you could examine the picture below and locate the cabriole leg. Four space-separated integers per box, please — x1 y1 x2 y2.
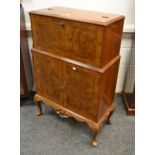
34 95 42 116
88 123 102 147
107 109 115 125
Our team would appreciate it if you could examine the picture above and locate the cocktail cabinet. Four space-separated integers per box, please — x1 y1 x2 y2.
29 7 124 146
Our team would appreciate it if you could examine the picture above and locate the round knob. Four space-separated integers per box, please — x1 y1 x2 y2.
72 67 77 70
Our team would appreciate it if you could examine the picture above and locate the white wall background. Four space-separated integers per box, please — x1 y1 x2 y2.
22 0 135 93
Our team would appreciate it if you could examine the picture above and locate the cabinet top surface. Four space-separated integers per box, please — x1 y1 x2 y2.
29 6 125 26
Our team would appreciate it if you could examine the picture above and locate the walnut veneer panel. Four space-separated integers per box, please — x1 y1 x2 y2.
32 51 63 105
101 19 124 66
63 62 100 122
99 60 120 119
30 14 103 67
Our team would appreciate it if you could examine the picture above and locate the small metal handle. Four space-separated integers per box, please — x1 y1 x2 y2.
59 22 64 27
72 67 77 71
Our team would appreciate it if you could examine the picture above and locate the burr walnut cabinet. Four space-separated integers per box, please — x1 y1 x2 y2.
29 7 124 147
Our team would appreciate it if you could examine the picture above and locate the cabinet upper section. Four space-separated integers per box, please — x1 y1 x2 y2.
29 6 124 26
30 7 125 68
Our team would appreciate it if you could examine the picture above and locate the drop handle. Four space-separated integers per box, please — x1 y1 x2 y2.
59 21 64 27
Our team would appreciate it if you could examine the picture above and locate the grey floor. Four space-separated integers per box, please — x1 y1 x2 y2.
20 94 135 155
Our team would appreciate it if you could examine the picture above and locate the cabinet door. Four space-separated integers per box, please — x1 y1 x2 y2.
32 51 63 105
30 14 103 67
63 62 100 122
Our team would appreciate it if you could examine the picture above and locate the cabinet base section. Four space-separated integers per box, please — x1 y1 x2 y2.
34 94 115 147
